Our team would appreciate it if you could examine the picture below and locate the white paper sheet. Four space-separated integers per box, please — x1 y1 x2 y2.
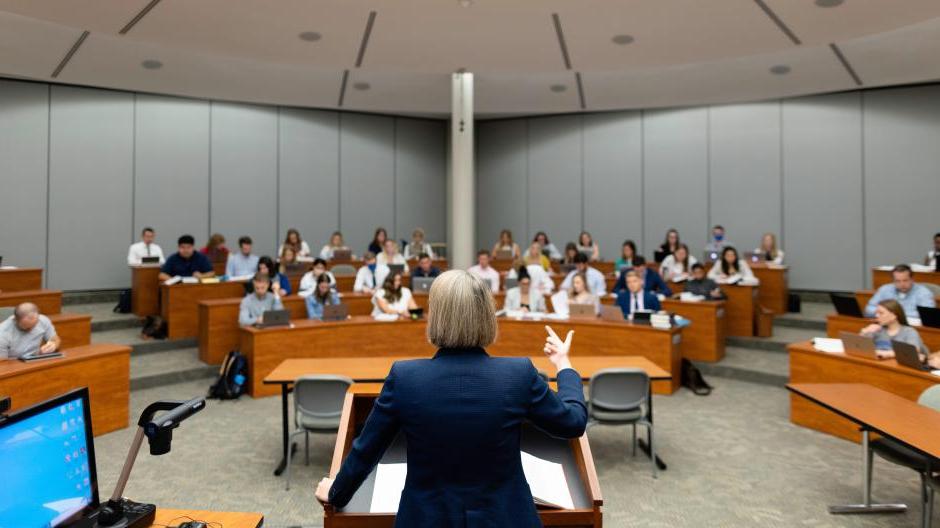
370 463 407 513
812 338 844 354
551 290 569 316
520 451 574 510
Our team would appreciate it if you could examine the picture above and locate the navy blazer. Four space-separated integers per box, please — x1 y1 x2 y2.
329 348 588 527
612 267 672 297
615 289 662 316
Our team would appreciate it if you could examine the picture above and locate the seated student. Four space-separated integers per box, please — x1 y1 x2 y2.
412 253 441 278
756 233 784 265
567 272 599 314
245 256 291 296
612 256 671 296
561 242 580 266
704 225 730 259
576 231 600 262
560 253 606 296
280 228 312 261
925 232 940 271
319 231 350 260
159 235 214 281
533 231 562 261
653 229 680 264
368 227 388 256
306 274 341 320
707 247 757 284
616 270 661 317
491 229 522 260
467 250 500 293
403 227 435 260
354 252 389 295
861 299 930 359
684 263 725 300
226 236 260 277
278 246 305 275
376 239 409 273
127 226 165 266
865 264 936 319
0 302 60 359
299 258 337 296
507 261 555 294
614 240 638 271
523 242 551 271
372 272 418 317
238 273 284 326
660 243 697 282
504 267 546 313
201 233 229 264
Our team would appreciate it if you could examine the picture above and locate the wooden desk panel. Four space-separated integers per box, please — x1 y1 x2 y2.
750 264 788 314
661 300 726 362
131 265 161 317
0 268 42 292
788 341 940 442
826 313 940 351
212 261 226 276
49 313 92 349
0 289 62 315
720 285 757 337
148 509 263 528
161 282 248 339
0 344 130 435
873 267 940 288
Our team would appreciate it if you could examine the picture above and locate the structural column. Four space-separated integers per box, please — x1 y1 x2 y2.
448 72 475 268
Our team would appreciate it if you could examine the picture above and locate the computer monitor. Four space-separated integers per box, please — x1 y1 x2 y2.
0 388 99 527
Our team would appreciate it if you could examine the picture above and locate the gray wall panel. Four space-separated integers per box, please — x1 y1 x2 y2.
527 115 583 252
643 108 709 258
134 94 210 251
783 93 863 291
395 119 447 244
583 112 642 260
475 120 528 253
0 80 48 272
48 86 134 290
339 113 395 254
278 108 339 255
209 102 278 257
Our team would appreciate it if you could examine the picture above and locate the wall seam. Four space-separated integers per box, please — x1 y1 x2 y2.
393 118 398 240
44 84 52 288
337 112 343 233
639 110 646 254
705 106 712 241
525 119 530 240
207 101 213 238
275 106 281 254
131 93 137 244
860 91 868 288
778 99 785 247
580 114 585 232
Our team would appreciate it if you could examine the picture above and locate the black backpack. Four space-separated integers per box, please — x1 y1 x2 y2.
140 315 167 340
208 350 248 400
113 289 132 314
680 358 713 396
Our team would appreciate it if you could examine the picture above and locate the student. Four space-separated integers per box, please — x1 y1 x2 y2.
614 240 638 271
577 231 600 262
491 229 522 260
238 273 284 327
504 267 546 313
354 252 389 295
368 227 388 256
201 233 229 263
684 263 725 300
925 233 940 270
299 258 337 296
861 299 930 359
468 250 501 293
560 253 606 296
864 264 936 319
412 253 441 278
568 273 599 314
660 243 697 282
704 225 730 259
280 228 312 261
403 228 435 260
612 256 671 296
319 231 350 260
533 231 562 261
756 233 784 265
653 229 680 264
561 242 580 266
507 261 555 294
226 236 260 278
616 270 661 317
372 272 418 317
0 302 60 359
523 242 551 271
376 240 409 272
707 247 756 284
306 274 341 320
127 227 165 266
159 235 214 281
278 246 304 275
246 255 291 296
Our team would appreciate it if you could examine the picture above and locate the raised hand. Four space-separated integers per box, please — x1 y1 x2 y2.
543 326 574 372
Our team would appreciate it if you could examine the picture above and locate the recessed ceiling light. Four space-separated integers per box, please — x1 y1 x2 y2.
550 84 567 93
141 59 163 70
814 0 844 7
353 82 371 91
298 31 322 42
769 64 791 75
611 34 635 45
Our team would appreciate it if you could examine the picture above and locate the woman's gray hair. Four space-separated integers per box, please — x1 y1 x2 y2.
426 269 497 349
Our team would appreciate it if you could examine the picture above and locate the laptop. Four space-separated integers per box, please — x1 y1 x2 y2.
387 264 405 277
892 341 932 371
918 306 940 329
331 248 352 261
411 276 435 293
141 256 160 264
408 307 424 320
830 293 864 318
702 251 720 264
569 303 595 318
631 310 653 325
599 304 625 322
18 349 65 362
495 249 513 260
284 262 307 273
504 277 519 290
558 263 577 274
322 303 349 322
745 251 765 263
839 331 881 360
254 309 290 328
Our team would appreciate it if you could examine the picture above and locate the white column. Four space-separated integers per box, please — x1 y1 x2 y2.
448 72 475 268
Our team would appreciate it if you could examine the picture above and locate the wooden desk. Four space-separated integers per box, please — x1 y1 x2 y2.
661 299 726 362
750 264 789 314
148 509 263 528
0 343 130 435
856 289 940 312
131 265 162 317
873 267 940 288
663 281 757 337
49 313 92 349
161 281 247 339
788 341 940 442
826 313 940 351
0 288 62 315
0 267 42 292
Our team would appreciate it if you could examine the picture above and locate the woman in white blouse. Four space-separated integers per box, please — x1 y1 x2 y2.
319 231 351 260
577 231 600 262
707 246 757 284
298 258 337 296
279 228 312 261
756 233 784 265
372 272 418 317
504 267 546 313
376 240 409 272
403 227 435 260
660 244 697 282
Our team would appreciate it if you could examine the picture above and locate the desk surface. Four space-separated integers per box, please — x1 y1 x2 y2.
148 509 263 528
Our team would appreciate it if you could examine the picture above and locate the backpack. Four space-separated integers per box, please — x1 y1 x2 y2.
113 289 132 314
140 315 167 340
680 358 713 396
207 350 248 400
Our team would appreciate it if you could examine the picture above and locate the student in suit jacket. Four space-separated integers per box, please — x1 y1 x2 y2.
616 269 661 317
316 271 587 527
612 256 672 297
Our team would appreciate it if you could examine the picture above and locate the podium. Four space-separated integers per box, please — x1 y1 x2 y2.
323 387 603 527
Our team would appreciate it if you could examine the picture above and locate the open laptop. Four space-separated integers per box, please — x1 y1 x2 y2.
387 264 405 277
702 251 720 264
558 263 577 275
631 310 653 325
254 309 290 328
332 249 352 261
141 256 160 264
569 303 595 318
411 276 435 293
495 249 513 260
18 349 65 362
322 303 349 322
892 341 932 371
503 277 519 290
745 251 765 263
408 307 424 320
839 331 881 360
830 293 864 318
599 304 625 322
918 306 940 329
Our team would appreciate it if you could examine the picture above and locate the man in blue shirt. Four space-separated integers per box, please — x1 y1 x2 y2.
865 264 936 319
159 234 214 281
560 252 606 296
226 236 260 277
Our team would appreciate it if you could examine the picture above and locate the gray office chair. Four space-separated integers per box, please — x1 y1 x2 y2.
330 264 357 277
586 368 656 478
285 374 353 491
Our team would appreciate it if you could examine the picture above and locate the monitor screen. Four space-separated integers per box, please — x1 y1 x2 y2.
0 388 99 528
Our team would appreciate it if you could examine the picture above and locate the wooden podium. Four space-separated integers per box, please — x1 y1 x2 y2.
323 388 603 527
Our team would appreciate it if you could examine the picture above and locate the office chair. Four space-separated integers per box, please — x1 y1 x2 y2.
586 368 656 478
285 375 353 491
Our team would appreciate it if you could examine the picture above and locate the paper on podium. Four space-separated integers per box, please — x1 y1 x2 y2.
370 463 407 513
521 451 574 510
812 338 844 354
163 276 182 286
551 291 569 317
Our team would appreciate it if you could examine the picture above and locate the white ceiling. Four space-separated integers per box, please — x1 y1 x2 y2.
1 0 939 117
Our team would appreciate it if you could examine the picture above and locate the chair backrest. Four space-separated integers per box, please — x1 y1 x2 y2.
294 375 353 421
922 283 940 297
588 368 649 411
331 264 357 277
918 384 940 411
